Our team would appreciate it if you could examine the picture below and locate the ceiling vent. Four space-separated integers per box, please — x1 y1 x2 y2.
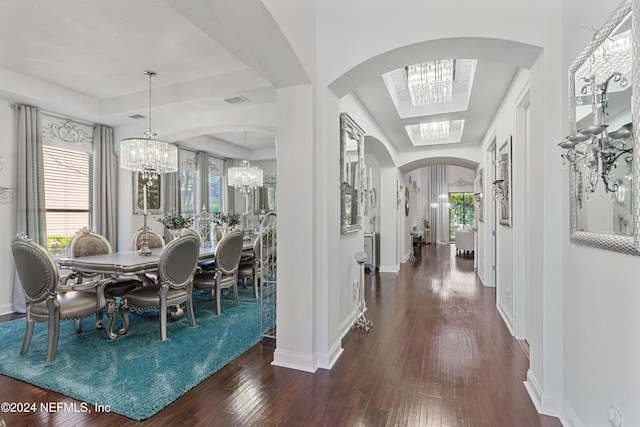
128 114 146 120
224 95 249 104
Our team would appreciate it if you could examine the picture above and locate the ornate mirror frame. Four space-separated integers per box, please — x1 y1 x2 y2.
340 113 365 234
567 0 640 254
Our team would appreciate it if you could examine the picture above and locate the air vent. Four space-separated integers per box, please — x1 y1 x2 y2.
224 95 249 104
128 114 146 120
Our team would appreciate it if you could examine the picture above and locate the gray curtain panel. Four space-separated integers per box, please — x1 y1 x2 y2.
13 105 47 312
428 165 449 245
197 151 209 212
93 125 118 249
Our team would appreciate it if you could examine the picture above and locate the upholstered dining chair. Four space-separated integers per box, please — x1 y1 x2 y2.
237 235 261 299
12 233 117 362
120 235 200 341
131 227 165 250
68 228 141 335
192 231 243 315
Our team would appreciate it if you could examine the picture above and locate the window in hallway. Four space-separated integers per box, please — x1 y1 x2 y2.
449 192 474 241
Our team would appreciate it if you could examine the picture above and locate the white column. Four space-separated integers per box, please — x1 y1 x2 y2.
272 84 317 372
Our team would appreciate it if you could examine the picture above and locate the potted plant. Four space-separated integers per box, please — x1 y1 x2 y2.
212 212 240 241
156 212 192 239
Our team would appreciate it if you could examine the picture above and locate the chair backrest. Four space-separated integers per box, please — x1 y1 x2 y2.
68 227 112 257
158 235 200 288
183 228 202 243
215 231 244 275
12 234 59 304
131 228 165 250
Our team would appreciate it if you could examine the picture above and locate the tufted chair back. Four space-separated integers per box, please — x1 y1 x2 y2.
68 227 112 257
12 234 58 304
158 235 200 289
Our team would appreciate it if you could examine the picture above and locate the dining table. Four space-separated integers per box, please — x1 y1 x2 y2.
57 237 255 281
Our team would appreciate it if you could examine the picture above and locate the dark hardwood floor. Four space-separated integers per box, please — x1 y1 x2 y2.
0 244 562 427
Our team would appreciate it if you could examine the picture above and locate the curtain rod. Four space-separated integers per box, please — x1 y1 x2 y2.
9 102 97 128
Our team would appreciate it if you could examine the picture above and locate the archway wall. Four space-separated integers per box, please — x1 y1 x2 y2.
264 0 566 416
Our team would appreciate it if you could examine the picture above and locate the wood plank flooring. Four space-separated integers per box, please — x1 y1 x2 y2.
0 244 562 426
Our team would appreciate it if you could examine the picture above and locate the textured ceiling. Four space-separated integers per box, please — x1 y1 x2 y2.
0 1 523 165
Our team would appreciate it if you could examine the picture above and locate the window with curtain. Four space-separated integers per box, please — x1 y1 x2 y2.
179 149 198 214
41 116 94 256
208 155 224 213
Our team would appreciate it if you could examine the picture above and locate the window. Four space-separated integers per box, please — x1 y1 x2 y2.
208 174 222 212
449 192 474 241
43 145 92 256
180 169 197 214
179 149 198 215
208 155 224 213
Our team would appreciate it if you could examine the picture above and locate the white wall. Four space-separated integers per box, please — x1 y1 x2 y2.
559 0 640 425
479 69 531 336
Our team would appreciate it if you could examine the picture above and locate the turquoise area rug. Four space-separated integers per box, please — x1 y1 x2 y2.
0 289 261 420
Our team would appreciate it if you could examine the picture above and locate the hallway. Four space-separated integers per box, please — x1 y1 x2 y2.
0 244 562 426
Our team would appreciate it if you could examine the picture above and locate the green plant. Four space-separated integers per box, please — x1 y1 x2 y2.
156 212 192 230
212 211 240 226
422 218 429 229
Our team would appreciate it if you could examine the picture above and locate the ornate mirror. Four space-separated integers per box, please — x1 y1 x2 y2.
563 0 639 254
340 113 365 234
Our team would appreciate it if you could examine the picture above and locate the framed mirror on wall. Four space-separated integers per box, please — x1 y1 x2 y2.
560 0 639 255
340 113 365 234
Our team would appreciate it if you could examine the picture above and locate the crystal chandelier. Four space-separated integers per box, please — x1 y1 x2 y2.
407 59 455 106
120 71 178 181
420 121 450 140
227 133 263 213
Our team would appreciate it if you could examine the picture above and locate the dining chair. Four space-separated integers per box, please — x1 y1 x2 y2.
131 227 165 250
237 235 261 298
120 235 200 341
192 231 243 315
12 233 116 362
131 227 165 283
68 228 141 336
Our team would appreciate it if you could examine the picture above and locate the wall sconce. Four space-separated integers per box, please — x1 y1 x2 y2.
493 179 507 205
559 73 633 197
473 192 483 205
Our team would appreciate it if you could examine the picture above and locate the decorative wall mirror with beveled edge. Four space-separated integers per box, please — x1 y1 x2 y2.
565 0 640 255
340 113 365 234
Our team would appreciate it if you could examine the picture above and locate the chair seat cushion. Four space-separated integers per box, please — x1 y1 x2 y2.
125 284 188 307
237 264 255 278
31 291 100 319
193 272 235 289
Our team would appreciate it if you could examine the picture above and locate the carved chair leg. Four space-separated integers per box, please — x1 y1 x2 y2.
159 286 168 341
74 318 83 334
215 283 222 315
20 318 35 355
46 314 61 362
232 283 240 306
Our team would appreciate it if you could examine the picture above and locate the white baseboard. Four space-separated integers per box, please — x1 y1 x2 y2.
272 349 317 373
560 401 583 427
379 265 399 274
524 369 544 412
524 369 562 417
497 299 515 336
316 339 344 370
0 303 13 316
